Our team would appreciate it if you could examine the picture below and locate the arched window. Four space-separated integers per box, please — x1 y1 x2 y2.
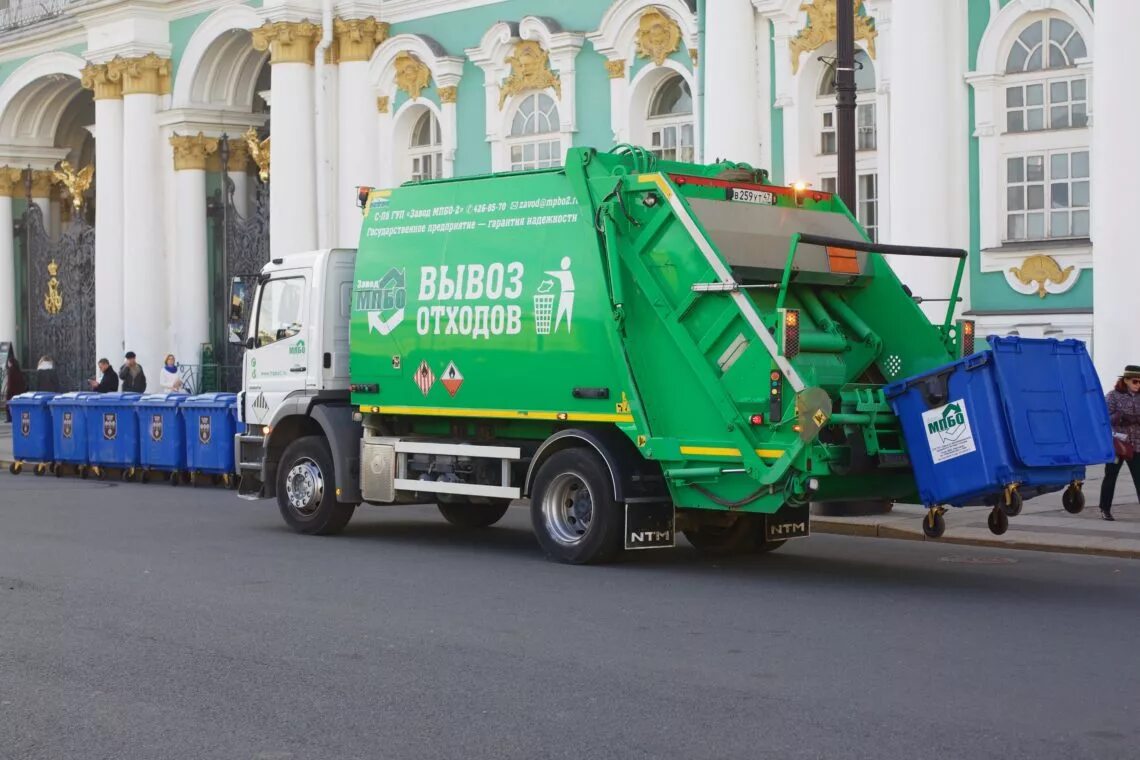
1001 15 1089 243
647 74 694 162
818 49 876 155
815 49 879 240
508 92 561 171
409 110 442 182
1004 17 1087 133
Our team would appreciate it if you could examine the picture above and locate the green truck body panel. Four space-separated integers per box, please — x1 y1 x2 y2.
351 147 967 514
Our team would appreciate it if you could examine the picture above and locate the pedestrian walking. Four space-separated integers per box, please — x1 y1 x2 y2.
89 358 119 393
159 354 185 393
119 351 147 393
3 353 27 422
34 355 61 393
1099 364 1140 521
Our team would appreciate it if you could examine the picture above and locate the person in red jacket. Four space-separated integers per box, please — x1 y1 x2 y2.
1100 365 1140 521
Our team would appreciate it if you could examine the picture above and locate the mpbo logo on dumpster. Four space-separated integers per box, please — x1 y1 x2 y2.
922 400 977 464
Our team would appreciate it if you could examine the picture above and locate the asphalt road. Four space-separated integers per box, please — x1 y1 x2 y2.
1 476 1138 760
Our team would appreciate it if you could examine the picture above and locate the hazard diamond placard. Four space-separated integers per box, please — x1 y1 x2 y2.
414 360 436 396
441 361 464 397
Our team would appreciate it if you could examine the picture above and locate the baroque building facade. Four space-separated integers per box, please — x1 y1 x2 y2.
0 0 1132 390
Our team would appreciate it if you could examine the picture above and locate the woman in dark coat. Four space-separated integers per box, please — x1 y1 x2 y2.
3 354 27 422
1100 365 1140 521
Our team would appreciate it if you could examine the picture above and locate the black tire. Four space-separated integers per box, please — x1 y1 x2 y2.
530 448 623 564
169 470 180 487
9 462 21 475
437 500 511 528
276 436 356 536
987 508 1009 536
684 517 756 556
922 511 946 539
34 463 46 476
1001 489 1023 517
1062 486 1085 514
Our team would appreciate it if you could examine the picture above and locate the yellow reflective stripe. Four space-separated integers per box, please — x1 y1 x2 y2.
361 405 634 424
680 446 784 461
636 173 673 198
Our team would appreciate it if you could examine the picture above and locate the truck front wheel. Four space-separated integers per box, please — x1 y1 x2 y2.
530 448 623 565
437 501 511 528
276 436 356 535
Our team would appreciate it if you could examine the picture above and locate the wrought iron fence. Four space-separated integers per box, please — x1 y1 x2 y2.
0 0 77 32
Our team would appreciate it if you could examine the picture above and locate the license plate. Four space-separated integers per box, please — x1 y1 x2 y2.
728 187 776 205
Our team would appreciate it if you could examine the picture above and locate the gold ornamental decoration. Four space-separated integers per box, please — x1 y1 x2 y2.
605 59 626 79
44 260 63 315
437 86 458 104
499 40 560 109
395 52 432 100
790 0 877 74
1009 254 1075 298
52 161 94 211
635 8 683 66
244 128 271 183
252 21 323 65
377 96 390 113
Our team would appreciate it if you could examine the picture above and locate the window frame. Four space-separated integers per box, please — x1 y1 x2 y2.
1003 147 1090 243
506 91 562 172
254 276 307 349
408 109 444 182
646 74 696 163
820 172 880 242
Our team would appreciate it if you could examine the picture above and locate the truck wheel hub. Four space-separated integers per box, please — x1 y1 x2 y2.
285 459 324 514
542 473 593 545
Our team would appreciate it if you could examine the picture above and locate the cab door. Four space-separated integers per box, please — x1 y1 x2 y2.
244 273 310 426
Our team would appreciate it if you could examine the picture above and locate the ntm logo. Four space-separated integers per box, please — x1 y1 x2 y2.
928 403 966 441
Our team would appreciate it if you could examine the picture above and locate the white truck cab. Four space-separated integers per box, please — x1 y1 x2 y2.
235 249 362 515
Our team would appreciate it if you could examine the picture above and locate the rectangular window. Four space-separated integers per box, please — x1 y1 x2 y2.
1006 77 1087 133
820 111 836 155
510 139 561 172
819 174 879 241
650 123 695 163
411 152 442 182
1006 149 1089 241
857 103 877 151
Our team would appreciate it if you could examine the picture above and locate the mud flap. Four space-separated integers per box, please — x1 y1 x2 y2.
624 499 675 550
764 504 811 541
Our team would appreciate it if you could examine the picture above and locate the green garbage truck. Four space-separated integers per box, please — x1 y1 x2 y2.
233 145 1047 564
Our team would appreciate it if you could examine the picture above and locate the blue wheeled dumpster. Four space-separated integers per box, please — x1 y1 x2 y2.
885 336 1113 535
49 392 97 476
8 392 56 475
182 393 238 486
84 392 142 480
137 393 190 484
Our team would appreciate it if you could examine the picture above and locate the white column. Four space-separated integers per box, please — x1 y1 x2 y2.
91 90 125 364
29 170 52 227
338 59 379 247
119 55 170 374
886 0 969 321
169 134 215 370
703 0 761 164
254 22 321 257
1092 0 1140 387
0 172 17 345
232 169 250 218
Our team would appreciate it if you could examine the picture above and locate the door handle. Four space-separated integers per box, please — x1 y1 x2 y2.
290 367 306 373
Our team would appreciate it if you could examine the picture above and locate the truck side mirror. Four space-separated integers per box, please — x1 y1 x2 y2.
228 277 248 344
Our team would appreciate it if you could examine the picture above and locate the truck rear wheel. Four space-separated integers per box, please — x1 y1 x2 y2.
276 436 356 535
684 516 786 556
437 501 511 528
530 448 623 565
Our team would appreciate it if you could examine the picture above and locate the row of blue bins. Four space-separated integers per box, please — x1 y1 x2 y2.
8 392 238 486
884 335 1113 537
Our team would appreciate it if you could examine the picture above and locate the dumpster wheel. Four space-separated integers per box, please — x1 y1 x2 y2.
1062 482 1085 514
169 470 180 487
34 463 46 476
1001 486 1023 517
9 461 21 475
922 507 947 539
122 468 137 483
987 506 1009 536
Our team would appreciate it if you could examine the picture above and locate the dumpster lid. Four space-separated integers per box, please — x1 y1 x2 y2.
138 393 190 406
49 392 97 403
182 393 237 406
83 392 142 404
988 335 1114 467
11 392 57 402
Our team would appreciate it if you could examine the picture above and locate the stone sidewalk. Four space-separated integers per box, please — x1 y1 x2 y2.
2 421 1138 559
